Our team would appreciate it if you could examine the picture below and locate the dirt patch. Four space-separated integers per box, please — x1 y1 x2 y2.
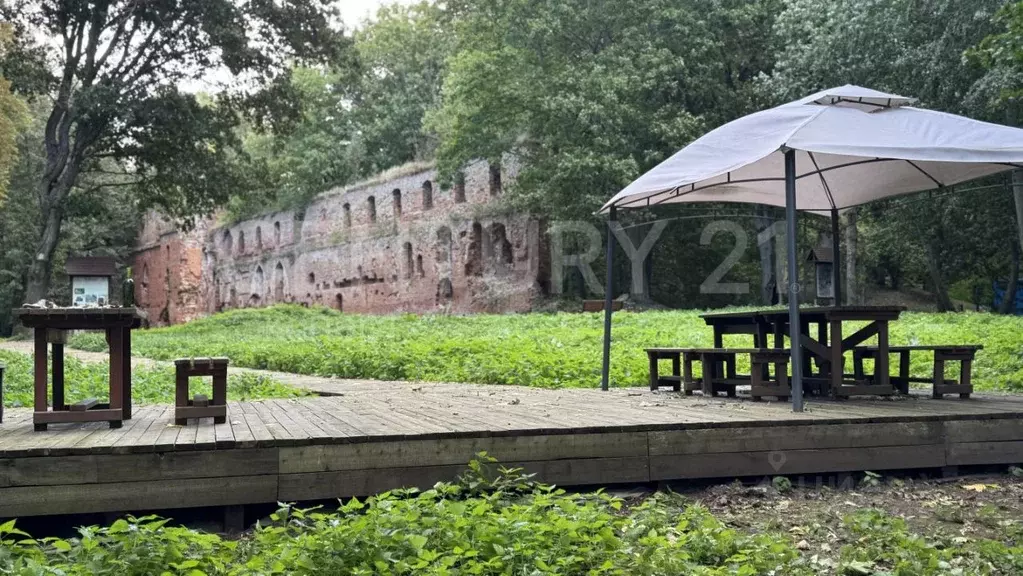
664 469 1023 572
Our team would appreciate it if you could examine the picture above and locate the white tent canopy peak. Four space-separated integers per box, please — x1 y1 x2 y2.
602 85 1023 213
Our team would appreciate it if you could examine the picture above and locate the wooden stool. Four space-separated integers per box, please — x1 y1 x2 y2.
749 349 791 401
174 358 229 425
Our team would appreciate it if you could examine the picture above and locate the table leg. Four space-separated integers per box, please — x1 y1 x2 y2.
122 327 132 420
52 342 65 411
755 323 770 380
107 328 124 429
875 321 890 391
960 357 972 399
33 327 48 431
829 319 843 397
648 352 659 391
713 330 723 349
932 354 945 399
817 320 828 378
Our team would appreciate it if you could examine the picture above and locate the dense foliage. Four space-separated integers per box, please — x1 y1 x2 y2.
0 350 305 408
69 306 1023 391
222 0 1023 311
1 459 1021 575
0 0 351 305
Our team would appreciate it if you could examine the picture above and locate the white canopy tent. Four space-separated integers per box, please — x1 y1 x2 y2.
599 85 1023 411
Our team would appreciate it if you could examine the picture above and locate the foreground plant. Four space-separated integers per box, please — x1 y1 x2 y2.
0 456 807 575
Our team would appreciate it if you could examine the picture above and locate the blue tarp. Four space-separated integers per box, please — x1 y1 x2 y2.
993 280 1023 314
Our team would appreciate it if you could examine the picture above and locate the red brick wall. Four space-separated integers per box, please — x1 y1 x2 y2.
134 160 549 325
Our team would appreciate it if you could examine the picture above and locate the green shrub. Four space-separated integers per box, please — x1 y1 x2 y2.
69 305 1023 390
0 350 306 407
0 458 810 575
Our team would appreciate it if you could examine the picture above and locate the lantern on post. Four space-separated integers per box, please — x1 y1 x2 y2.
65 256 117 307
806 240 835 305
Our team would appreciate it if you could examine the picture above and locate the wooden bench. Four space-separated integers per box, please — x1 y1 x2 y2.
0 361 5 423
645 348 791 400
852 345 982 399
174 358 229 425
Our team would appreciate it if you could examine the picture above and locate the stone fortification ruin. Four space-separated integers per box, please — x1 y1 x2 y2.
133 160 549 326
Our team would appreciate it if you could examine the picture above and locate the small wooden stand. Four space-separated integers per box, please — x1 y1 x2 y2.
15 307 145 431
175 358 229 425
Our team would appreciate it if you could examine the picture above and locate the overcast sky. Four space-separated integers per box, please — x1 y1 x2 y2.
339 0 419 28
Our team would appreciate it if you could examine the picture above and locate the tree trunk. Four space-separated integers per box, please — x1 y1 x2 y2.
844 208 858 305
23 198 66 304
1012 169 1023 276
627 223 652 303
755 205 778 305
925 240 954 312
999 241 1020 315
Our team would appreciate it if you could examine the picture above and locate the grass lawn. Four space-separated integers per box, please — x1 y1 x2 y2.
68 305 1023 391
0 350 306 408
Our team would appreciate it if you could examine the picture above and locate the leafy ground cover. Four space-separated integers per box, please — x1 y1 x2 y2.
69 305 1023 391
0 350 305 408
1 458 1022 575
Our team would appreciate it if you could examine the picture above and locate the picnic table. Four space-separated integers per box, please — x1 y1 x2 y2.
15 307 145 431
700 306 906 397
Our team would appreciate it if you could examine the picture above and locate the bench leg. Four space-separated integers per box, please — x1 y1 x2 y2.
683 353 695 395
175 368 189 426
700 353 715 397
213 370 227 424
932 356 945 399
750 359 764 401
670 354 681 392
776 361 790 401
898 350 910 395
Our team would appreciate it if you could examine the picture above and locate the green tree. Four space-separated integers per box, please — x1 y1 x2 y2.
0 24 29 204
766 0 1011 310
1 0 349 305
348 1 455 175
428 0 782 220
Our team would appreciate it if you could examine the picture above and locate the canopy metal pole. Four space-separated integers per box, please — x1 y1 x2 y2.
831 208 842 305
600 205 617 391
785 150 804 412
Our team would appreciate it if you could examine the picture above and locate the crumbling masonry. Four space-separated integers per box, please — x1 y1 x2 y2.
133 160 549 326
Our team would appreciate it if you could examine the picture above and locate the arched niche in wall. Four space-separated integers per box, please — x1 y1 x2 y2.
274 221 281 246
222 230 233 254
251 265 265 305
392 189 402 217
273 262 287 302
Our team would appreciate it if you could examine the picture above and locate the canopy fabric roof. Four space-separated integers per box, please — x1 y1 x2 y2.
602 85 1023 213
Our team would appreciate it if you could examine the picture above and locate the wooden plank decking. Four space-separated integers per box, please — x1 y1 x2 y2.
1 382 1022 518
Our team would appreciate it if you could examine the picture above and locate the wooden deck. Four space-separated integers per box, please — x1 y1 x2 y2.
1 382 1022 518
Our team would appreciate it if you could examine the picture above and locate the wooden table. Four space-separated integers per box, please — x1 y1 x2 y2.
701 306 905 397
14 307 146 431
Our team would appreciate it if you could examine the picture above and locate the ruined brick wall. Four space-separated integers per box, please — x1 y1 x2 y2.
133 213 208 325
134 160 549 325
